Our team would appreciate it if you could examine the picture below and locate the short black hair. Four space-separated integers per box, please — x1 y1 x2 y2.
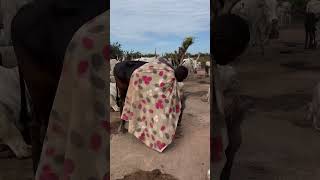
175 66 188 82
211 14 250 65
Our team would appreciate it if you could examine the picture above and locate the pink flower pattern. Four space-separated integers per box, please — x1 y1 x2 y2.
120 61 182 152
35 11 109 180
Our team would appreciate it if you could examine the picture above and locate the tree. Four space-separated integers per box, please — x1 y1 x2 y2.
171 36 195 67
110 42 124 59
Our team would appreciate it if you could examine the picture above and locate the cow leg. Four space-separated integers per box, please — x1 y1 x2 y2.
220 97 244 180
220 133 242 180
312 31 317 49
117 87 128 133
305 30 309 49
11 45 59 174
117 98 126 133
310 31 315 49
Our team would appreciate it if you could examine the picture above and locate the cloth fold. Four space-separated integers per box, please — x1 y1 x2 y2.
35 10 109 180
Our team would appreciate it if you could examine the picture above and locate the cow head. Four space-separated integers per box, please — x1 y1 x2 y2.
260 0 279 39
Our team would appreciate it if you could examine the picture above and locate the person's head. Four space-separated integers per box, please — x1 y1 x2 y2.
211 14 250 65
175 66 188 82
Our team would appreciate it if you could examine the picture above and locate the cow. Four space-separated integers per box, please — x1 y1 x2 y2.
0 0 32 46
205 60 210 77
110 82 120 112
181 54 201 75
181 58 197 75
306 0 320 46
113 60 148 132
277 1 292 27
305 0 320 49
11 0 108 173
206 65 239 103
211 12 251 180
0 46 18 68
305 12 318 49
110 58 120 83
0 66 31 159
113 58 188 133
230 0 280 55
134 56 158 62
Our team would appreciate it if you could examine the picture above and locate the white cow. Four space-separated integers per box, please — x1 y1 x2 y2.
277 1 292 27
205 60 210 76
231 0 279 54
0 46 18 68
206 65 239 103
110 82 120 112
137 57 174 67
0 0 32 45
181 58 197 74
133 56 158 63
306 0 320 43
110 59 120 83
0 66 31 158
306 0 320 15
181 54 201 75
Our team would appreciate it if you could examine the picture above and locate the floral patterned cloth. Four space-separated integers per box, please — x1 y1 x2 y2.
120 61 182 153
35 11 109 180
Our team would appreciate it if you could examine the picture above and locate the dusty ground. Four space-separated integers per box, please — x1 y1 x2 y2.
110 70 210 180
0 68 209 180
116 169 178 180
226 22 320 179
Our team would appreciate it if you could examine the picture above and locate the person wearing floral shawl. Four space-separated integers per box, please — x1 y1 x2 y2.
120 58 188 153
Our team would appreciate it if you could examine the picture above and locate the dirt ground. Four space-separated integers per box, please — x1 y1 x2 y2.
116 169 178 180
110 70 210 180
225 22 320 179
0 66 209 180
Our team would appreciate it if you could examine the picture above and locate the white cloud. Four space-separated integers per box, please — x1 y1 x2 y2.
110 0 210 43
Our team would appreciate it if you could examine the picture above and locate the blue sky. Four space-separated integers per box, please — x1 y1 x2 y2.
110 0 210 54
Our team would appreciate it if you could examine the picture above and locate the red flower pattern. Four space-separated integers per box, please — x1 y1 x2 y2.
142 76 152 85
156 141 166 150
45 147 55 156
63 159 75 174
102 45 109 61
82 37 94 49
155 100 164 109
90 133 102 152
121 60 182 152
78 60 89 75
159 71 164 76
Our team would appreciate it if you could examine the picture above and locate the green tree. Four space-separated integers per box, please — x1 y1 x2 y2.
110 42 124 59
171 36 195 67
